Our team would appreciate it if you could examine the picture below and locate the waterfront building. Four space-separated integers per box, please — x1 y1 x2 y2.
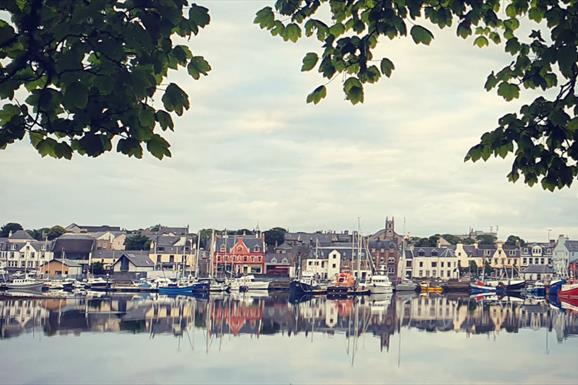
553 235 578 277
112 253 156 273
39 259 83 278
368 217 404 244
520 264 555 281
52 233 96 260
0 230 53 273
88 231 126 251
368 239 399 282
490 241 521 269
520 242 554 267
149 234 196 272
264 242 295 276
65 223 121 233
405 246 459 280
213 233 266 275
91 249 149 269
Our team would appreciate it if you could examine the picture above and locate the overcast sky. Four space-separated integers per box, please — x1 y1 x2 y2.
0 2 576 241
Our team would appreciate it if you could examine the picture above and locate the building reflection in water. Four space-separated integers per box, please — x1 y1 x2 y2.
1 292 578 350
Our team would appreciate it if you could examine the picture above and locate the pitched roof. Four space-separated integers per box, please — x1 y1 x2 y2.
566 240 578 252
215 235 264 252
66 224 121 232
407 247 456 258
116 253 155 268
9 230 34 240
522 264 554 274
92 249 148 259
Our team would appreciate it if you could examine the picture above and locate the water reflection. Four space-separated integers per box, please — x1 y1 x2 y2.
2 292 578 346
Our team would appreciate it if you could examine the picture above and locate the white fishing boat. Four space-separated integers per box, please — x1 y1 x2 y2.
6 276 44 291
229 275 270 291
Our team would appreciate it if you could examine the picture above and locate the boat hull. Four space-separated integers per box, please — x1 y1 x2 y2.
326 285 352 298
6 282 44 291
289 280 325 295
395 282 418 292
368 284 393 294
558 283 578 299
470 282 496 293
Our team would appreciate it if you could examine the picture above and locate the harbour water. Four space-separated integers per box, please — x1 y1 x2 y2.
1 292 577 384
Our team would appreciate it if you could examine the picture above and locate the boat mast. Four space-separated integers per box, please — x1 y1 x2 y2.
195 231 201 278
357 217 361 281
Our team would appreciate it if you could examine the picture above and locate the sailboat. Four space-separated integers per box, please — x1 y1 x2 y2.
395 239 418 292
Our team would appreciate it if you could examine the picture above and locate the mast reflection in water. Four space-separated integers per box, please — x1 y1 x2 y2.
1 292 577 384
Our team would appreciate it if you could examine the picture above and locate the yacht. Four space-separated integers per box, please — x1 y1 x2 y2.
229 275 270 291
395 279 418 292
368 270 393 294
6 276 44 291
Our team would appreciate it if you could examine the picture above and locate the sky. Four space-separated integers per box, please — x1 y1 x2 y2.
0 2 577 241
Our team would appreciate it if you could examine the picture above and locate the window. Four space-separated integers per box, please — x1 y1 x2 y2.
308 261 312 266
441 262 445 268
509 250 516 256
440 270 444 277
432 262 437 267
271 257 278 263
169 255 174 263
388 257 395 263
388 266 394 273
419 261 424 268
425 270 430 276
332 264 336 268
157 255 161 263
540 258 544 264
484 250 491 256
432 271 436 277
418 250 425 257
282 258 288 264
254 246 260 252
237 246 242 252
431 251 438 257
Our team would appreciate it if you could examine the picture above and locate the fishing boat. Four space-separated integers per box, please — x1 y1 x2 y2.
289 272 326 296
367 270 393 294
327 272 356 297
491 278 526 293
558 280 578 299
229 275 269 291
6 276 44 291
470 279 497 293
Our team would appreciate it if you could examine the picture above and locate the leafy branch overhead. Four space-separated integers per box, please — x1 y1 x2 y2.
0 0 211 159
254 0 578 191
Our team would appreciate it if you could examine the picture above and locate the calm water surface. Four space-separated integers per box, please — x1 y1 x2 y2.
1 291 577 384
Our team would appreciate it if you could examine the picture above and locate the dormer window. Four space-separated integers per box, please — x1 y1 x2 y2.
220 245 226 252
237 246 242 252
254 246 260 252
271 257 278 263
418 250 425 257
431 251 438 257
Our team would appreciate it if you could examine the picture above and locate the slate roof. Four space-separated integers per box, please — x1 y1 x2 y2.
406 247 456 258
215 235 265 252
116 253 155 268
67 224 121 232
368 240 398 249
52 235 96 259
9 230 34 240
566 240 578 252
522 265 554 274
92 249 148 259
42 259 83 268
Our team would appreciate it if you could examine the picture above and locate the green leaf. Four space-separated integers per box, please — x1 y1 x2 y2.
329 23 345 37
484 72 498 91
147 134 172 159
568 117 578 133
343 77 364 105
189 4 210 28
187 56 211 80
301 52 318 72
380 58 395 77
156 110 174 131
285 23 301 42
63 82 88 109
117 138 143 158
410 25 434 45
474 36 489 48
254 7 275 29
497 82 520 101
36 138 58 158
162 83 190 116
306 85 327 105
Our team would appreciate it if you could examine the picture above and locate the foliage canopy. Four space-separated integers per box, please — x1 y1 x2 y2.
255 0 578 191
1 0 578 190
0 0 210 159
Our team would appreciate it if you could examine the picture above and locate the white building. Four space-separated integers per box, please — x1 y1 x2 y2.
0 230 54 272
553 235 578 277
405 247 459 280
302 249 341 280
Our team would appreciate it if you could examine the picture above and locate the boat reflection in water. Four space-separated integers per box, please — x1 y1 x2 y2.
2 292 578 347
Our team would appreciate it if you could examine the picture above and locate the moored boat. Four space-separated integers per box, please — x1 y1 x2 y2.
527 281 546 297
367 272 393 294
470 279 497 293
289 272 326 296
327 272 356 298
548 278 566 296
441 278 471 292
558 280 578 299
86 277 111 291
395 279 418 292
6 276 44 291
229 275 269 291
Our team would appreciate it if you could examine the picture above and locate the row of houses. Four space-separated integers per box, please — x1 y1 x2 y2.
2 219 578 282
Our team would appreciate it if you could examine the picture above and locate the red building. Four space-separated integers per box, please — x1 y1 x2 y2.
213 234 266 275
